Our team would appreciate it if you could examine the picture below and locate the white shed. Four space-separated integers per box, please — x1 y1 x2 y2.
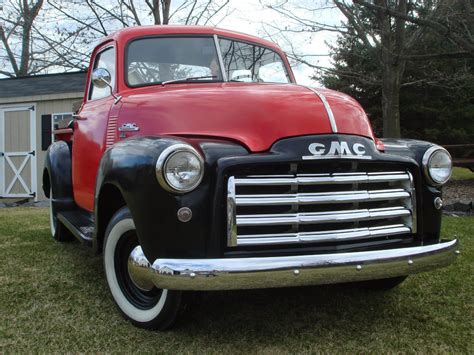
0 72 87 201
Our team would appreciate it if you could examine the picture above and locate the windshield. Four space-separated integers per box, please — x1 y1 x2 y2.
125 36 290 87
126 36 223 87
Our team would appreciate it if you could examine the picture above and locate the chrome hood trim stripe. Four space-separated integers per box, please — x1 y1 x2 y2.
304 86 338 133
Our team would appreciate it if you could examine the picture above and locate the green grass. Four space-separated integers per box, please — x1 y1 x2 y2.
451 167 474 181
0 208 472 353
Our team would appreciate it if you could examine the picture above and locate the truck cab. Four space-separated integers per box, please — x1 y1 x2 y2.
43 26 458 330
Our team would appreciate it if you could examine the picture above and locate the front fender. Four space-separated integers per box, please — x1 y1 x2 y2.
381 138 445 243
94 136 247 261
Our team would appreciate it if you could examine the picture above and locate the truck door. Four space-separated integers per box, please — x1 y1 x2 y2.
72 45 116 211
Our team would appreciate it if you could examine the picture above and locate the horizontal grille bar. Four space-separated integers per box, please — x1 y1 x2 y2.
237 206 411 227
234 171 410 186
236 224 411 246
236 189 410 206
227 170 416 248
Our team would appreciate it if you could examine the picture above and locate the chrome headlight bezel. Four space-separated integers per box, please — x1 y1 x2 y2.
156 143 204 193
422 146 452 186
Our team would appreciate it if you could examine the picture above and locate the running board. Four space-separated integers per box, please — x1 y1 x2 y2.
57 210 94 246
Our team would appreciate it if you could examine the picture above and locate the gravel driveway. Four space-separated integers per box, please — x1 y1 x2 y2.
443 179 473 214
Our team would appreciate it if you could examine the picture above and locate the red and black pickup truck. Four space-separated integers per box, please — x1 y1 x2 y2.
43 25 459 330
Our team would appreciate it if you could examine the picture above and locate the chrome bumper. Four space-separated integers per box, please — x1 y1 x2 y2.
128 239 459 291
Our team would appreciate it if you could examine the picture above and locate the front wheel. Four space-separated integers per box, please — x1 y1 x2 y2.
103 207 182 330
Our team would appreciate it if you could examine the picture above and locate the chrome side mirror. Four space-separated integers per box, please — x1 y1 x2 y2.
92 68 112 89
91 67 122 104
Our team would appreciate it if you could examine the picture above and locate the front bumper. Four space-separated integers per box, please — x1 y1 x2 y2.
128 239 459 291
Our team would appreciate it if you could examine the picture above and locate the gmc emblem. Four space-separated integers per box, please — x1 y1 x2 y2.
302 141 372 160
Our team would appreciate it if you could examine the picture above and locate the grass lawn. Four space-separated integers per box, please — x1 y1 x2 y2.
451 167 474 181
0 208 472 353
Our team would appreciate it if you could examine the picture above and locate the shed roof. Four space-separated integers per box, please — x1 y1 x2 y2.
0 71 87 99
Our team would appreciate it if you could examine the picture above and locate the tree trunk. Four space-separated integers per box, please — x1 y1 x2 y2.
376 0 406 138
381 67 402 138
162 0 171 24
151 0 161 24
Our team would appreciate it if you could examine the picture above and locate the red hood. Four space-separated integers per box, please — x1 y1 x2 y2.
119 83 374 152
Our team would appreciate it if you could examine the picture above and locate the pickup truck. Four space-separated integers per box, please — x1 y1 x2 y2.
43 25 459 330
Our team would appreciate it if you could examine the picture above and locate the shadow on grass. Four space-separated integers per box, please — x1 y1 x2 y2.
178 285 399 336
58 239 401 339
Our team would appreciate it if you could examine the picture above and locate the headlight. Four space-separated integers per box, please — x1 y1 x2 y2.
156 144 204 193
422 146 452 186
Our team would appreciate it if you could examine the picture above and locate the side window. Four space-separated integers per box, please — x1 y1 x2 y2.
52 112 74 130
89 47 116 100
218 38 290 83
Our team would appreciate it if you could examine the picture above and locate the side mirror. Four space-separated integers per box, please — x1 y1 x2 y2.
91 67 121 103
230 69 252 82
92 68 112 89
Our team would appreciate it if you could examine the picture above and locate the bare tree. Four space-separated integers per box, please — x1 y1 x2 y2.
348 0 473 137
0 0 233 77
0 0 44 77
44 0 233 71
263 0 473 138
46 0 232 35
353 0 474 56
333 0 410 138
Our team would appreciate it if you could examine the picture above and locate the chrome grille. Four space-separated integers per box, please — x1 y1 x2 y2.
227 171 416 247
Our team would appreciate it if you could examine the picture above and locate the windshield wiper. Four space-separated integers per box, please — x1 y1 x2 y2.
161 75 218 86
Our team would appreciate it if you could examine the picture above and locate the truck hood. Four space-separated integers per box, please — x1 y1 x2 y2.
119 83 374 152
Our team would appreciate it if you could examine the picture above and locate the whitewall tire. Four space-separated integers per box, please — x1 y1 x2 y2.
103 207 182 330
49 185 73 242
49 187 56 236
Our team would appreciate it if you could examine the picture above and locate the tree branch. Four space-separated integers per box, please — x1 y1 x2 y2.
0 25 20 75
353 0 474 56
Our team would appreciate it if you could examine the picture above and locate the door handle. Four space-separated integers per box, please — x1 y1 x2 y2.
73 114 87 121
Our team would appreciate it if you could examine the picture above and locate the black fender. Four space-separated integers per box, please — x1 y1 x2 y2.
381 138 445 243
380 138 433 164
43 141 75 211
93 136 248 261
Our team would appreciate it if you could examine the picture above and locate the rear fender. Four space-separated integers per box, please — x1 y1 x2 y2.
43 141 75 211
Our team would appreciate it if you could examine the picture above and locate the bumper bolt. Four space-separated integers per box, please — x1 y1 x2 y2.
434 197 443 210
455 250 460 255
293 269 300 276
356 265 362 271
408 259 414 265
189 272 196 279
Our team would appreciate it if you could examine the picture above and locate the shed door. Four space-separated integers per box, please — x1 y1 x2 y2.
0 105 37 199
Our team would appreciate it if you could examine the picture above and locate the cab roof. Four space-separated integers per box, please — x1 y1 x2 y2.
100 25 282 52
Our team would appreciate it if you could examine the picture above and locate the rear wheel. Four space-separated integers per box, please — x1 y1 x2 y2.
49 186 73 242
103 207 182 330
